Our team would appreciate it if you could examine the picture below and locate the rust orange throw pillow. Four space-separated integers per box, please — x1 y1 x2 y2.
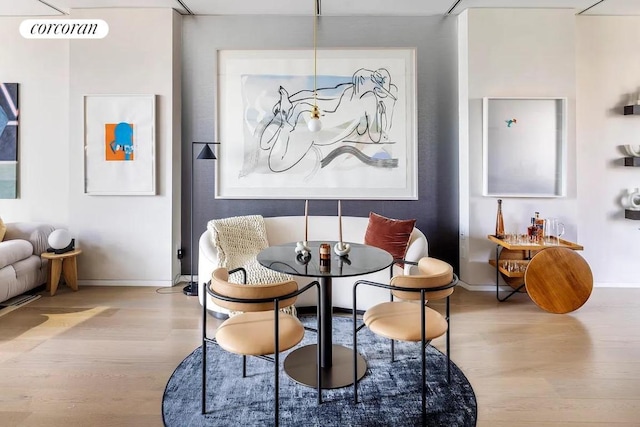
364 212 416 262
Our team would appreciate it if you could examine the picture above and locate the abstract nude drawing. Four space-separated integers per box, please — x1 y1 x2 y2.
241 68 398 179
217 49 417 199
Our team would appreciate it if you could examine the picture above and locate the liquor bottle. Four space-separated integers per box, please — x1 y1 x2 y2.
527 217 537 242
495 199 505 239
534 212 545 243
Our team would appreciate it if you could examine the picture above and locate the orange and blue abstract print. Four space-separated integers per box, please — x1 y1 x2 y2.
105 122 134 161
0 82 18 199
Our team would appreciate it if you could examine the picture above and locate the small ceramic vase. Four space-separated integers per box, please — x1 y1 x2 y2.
621 188 640 211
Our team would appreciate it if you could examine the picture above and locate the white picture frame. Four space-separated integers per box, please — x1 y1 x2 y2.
216 49 417 200
483 97 567 198
84 94 156 195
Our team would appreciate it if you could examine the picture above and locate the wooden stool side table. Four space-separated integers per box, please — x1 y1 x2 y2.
41 249 82 296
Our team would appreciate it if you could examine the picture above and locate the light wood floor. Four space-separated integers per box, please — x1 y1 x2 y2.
1 285 639 426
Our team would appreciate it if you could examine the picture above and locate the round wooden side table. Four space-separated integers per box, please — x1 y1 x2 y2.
524 247 593 314
41 249 82 296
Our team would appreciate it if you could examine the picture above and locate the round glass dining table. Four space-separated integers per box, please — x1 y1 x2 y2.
257 241 393 389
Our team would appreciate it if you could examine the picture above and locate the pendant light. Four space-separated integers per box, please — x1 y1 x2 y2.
308 0 322 133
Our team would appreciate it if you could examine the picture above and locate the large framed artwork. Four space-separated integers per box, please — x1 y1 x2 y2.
84 94 156 195
216 49 417 199
0 83 18 199
483 97 567 198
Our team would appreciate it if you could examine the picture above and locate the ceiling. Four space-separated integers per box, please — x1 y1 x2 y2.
1 0 640 17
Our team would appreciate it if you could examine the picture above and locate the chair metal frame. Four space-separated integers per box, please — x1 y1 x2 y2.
352 263 458 425
386 260 453 376
202 267 322 425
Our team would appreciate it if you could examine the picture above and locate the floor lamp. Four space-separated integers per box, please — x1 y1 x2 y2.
183 141 219 296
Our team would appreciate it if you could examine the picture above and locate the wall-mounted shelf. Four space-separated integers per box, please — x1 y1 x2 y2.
624 105 640 115
625 209 640 220
621 104 640 217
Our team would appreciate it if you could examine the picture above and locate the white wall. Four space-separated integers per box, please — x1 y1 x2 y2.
68 8 181 286
0 18 69 226
576 16 640 286
2 10 181 287
460 9 640 288
459 9 579 288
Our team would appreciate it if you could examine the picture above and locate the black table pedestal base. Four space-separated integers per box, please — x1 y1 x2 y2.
284 344 367 389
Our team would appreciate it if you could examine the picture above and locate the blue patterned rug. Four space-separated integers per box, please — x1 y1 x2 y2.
163 316 477 426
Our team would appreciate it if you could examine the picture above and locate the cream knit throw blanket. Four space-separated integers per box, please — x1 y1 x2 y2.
207 215 296 315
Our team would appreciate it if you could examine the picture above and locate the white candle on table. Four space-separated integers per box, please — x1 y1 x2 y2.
304 200 309 242
338 200 343 244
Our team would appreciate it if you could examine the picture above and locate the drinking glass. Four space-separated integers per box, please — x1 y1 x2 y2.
544 218 565 245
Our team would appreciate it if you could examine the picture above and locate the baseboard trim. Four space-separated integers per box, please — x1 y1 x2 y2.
78 280 176 287
78 277 640 289
178 275 198 285
592 282 640 288
459 280 640 290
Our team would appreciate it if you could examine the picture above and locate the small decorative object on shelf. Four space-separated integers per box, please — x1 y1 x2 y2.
621 188 640 209
621 188 640 220
624 145 640 157
495 199 505 239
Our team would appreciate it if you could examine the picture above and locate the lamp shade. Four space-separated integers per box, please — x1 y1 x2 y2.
48 229 72 250
197 144 217 160
308 117 322 132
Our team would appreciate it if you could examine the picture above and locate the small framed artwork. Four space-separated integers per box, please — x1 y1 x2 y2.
216 49 417 200
84 94 156 195
483 97 567 198
0 82 19 199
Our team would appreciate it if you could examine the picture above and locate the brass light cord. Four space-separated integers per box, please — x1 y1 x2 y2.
313 1 318 109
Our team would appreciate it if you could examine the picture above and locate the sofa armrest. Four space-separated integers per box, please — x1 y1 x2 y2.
4 222 55 256
197 230 219 306
403 227 428 275
198 229 219 266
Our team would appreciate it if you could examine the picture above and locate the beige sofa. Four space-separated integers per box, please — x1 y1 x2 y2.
198 215 428 315
0 222 55 303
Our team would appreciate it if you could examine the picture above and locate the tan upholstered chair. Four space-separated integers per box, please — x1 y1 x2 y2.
202 267 321 424
352 257 458 423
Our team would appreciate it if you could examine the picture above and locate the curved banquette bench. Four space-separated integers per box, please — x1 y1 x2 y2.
198 215 428 315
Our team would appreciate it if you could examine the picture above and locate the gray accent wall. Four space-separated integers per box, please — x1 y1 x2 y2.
181 15 459 274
